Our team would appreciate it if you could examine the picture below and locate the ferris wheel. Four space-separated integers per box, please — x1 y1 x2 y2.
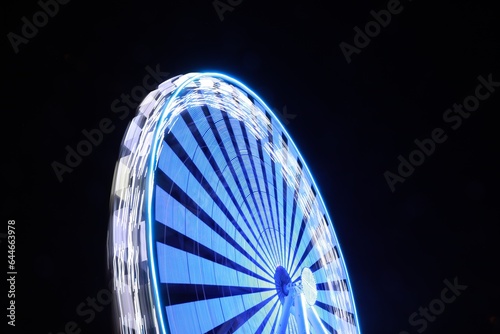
107 72 361 334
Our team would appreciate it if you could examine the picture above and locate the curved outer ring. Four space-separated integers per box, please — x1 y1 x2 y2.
108 72 361 334
108 74 196 334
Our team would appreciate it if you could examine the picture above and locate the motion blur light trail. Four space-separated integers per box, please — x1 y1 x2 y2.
108 72 361 333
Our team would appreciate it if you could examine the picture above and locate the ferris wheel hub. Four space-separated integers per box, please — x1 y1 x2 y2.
274 265 292 304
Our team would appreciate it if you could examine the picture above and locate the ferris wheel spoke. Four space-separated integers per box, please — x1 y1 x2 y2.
257 140 286 266
255 299 280 334
200 106 278 270
309 245 340 274
161 283 274 306
240 123 283 264
290 233 325 280
285 158 303 270
220 113 281 263
266 130 294 270
289 217 311 279
267 119 288 259
315 300 357 326
156 224 274 285
235 295 280 334
280 161 290 270
238 185 280 267
155 170 275 279
204 294 276 334
239 191 281 269
268 306 281 333
265 133 285 267
161 133 275 275
154 193 273 283
165 291 276 333
290 217 332 279
316 279 349 292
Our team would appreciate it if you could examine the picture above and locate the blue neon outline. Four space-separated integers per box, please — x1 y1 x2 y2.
145 72 362 334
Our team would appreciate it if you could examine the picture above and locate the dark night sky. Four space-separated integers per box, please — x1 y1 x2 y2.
4 0 500 333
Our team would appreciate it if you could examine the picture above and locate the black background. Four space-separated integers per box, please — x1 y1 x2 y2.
4 0 499 333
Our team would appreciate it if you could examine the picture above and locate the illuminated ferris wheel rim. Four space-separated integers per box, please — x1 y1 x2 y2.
109 71 361 334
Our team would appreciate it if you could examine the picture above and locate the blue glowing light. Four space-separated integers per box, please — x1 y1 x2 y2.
108 72 361 334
